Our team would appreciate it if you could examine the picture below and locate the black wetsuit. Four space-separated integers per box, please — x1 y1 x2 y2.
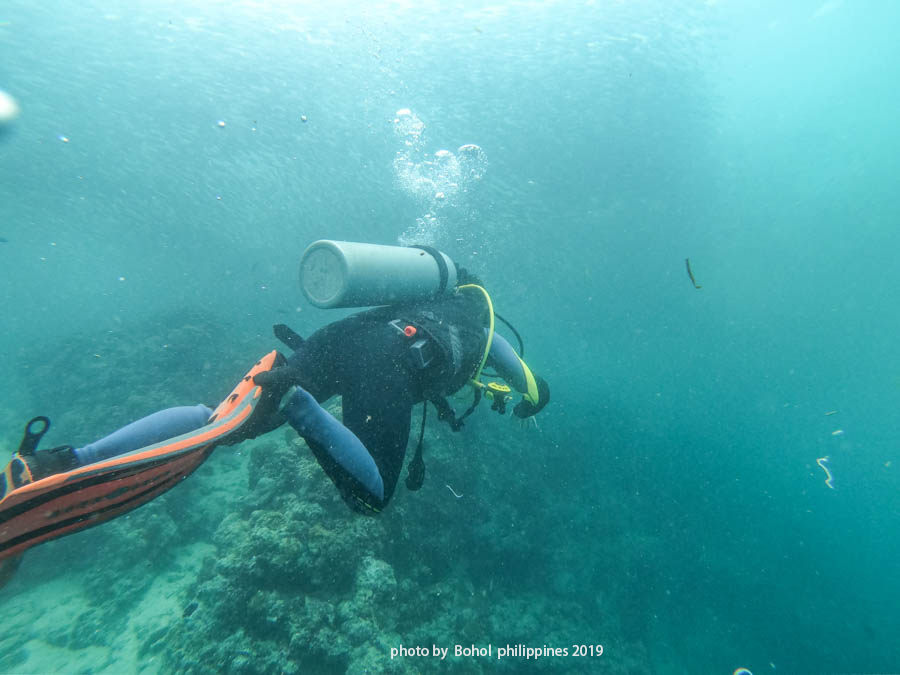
287 292 490 511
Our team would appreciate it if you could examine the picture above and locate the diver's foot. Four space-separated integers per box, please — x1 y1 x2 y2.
25 445 79 482
2 445 79 494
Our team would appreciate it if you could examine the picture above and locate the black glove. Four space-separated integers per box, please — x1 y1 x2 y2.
252 357 302 403
513 375 550 419
217 352 290 446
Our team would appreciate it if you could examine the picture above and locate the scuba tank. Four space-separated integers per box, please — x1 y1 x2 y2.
299 240 458 309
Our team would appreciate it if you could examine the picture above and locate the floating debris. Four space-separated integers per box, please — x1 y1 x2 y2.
685 257 701 289
182 600 199 618
825 411 838 416
217 120 226 128
831 429 844 437
816 456 835 489
0 89 19 123
300 114 308 123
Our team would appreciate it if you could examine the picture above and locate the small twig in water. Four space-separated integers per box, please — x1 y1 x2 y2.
445 484 463 498
816 456 835 489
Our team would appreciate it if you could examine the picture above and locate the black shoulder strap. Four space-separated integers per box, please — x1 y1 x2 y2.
405 403 427 491
409 245 450 296
430 389 482 433
273 324 304 351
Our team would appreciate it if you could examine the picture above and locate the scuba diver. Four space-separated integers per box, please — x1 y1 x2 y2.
0 241 549 580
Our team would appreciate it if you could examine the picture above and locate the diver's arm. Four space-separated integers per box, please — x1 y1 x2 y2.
487 333 530 394
487 333 550 416
282 386 384 502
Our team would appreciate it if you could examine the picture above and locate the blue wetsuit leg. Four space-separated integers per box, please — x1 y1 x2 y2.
283 387 384 503
74 404 213 466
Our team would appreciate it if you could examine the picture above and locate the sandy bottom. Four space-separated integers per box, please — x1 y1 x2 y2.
1 539 212 673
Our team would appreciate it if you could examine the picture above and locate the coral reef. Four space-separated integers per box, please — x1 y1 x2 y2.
153 419 643 674
2 313 650 674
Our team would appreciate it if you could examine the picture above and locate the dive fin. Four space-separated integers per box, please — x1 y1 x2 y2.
0 351 281 564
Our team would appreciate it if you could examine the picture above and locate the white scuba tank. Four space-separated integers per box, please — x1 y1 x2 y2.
299 240 458 309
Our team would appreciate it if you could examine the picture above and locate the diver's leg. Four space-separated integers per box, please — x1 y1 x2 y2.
283 387 384 505
3 405 214 486
0 405 213 589
282 375 414 514
340 381 413 509
75 405 213 465
280 316 416 512
0 352 281 587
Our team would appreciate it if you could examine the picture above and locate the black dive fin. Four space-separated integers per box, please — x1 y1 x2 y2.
273 324 304 351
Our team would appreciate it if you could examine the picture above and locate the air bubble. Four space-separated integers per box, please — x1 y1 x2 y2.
392 110 487 247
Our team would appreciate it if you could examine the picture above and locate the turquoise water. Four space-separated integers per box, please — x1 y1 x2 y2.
2 1 899 673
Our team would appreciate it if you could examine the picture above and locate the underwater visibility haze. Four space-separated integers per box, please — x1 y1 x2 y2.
1 0 900 673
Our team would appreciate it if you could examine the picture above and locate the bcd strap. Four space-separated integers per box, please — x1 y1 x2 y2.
430 389 482 434
406 390 484 492
405 403 427 491
17 417 50 457
273 324 304 351
409 245 450 297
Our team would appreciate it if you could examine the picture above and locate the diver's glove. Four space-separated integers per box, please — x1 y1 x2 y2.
204 351 290 445
513 375 550 418
252 353 300 402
